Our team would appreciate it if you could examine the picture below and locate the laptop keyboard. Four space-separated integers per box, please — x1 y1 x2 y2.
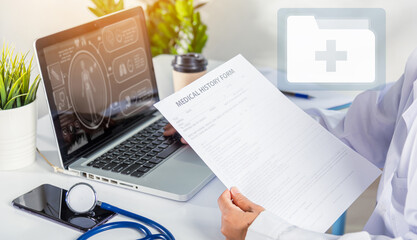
86 118 183 178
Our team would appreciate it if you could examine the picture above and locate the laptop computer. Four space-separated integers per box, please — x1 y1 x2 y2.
34 6 214 201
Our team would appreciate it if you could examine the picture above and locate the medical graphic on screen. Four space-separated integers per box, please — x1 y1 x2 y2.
43 17 157 156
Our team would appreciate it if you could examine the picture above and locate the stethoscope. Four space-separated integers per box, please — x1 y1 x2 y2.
66 182 175 240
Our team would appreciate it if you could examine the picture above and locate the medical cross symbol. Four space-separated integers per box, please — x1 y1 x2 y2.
315 40 347 72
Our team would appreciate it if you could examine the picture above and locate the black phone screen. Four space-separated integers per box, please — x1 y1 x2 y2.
12 184 116 232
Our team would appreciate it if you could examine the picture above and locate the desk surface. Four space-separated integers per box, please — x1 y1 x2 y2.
0 55 357 239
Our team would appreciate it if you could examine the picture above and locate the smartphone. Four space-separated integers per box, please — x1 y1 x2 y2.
12 183 116 232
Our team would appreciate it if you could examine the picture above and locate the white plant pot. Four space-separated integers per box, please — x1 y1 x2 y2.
0 100 37 170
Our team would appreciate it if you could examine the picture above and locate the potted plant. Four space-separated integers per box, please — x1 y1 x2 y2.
88 0 208 56
87 0 124 17
0 44 41 170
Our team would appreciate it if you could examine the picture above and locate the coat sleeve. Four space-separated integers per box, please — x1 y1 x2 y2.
304 76 404 168
246 211 402 240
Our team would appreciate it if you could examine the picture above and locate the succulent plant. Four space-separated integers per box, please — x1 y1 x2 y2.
146 0 208 56
88 0 124 17
0 44 41 110
87 0 208 57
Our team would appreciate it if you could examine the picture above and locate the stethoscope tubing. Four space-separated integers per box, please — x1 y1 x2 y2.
100 202 175 240
77 202 175 240
77 221 151 240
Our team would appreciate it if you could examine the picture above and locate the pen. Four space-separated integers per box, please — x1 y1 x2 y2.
281 91 314 99
327 102 352 111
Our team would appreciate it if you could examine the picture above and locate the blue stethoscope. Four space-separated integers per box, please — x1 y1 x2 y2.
66 183 175 240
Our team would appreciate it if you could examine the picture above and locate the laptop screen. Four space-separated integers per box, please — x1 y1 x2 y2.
36 7 159 166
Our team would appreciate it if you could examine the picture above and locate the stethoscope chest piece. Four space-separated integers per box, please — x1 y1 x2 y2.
66 183 97 214
66 182 175 240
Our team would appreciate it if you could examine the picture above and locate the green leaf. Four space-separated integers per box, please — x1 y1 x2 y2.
151 34 169 49
194 24 207 43
31 77 41 102
4 93 27 110
88 0 124 16
25 75 40 105
175 0 189 20
88 7 105 17
0 74 6 108
115 0 124 11
22 70 29 93
16 95 21 108
28 55 34 72
194 2 207 10
7 72 24 102
102 0 110 12
158 23 175 39
151 46 163 57
91 0 105 9
107 0 115 9
194 33 208 53
4 70 10 91
32 77 41 101
193 11 200 25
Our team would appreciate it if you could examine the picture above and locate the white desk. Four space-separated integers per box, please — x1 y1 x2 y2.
0 55 357 239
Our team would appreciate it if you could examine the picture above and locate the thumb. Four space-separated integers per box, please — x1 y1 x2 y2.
230 187 255 212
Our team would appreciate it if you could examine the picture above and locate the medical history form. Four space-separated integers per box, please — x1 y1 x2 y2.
155 55 381 232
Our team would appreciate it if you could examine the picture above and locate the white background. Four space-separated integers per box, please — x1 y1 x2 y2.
1 0 417 117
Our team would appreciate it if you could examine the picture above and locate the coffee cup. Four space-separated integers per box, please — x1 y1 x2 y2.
172 53 208 92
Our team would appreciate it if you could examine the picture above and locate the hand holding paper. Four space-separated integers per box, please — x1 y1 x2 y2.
154 55 381 232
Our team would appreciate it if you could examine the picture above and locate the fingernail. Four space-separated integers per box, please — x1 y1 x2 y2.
231 187 240 195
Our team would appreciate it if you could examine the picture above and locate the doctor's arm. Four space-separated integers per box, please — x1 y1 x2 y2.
218 188 398 240
304 75 405 169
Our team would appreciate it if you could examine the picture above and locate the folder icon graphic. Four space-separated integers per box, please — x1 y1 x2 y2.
278 8 385 90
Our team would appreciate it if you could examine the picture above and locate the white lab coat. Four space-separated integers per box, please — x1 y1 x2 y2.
246 49 417 240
